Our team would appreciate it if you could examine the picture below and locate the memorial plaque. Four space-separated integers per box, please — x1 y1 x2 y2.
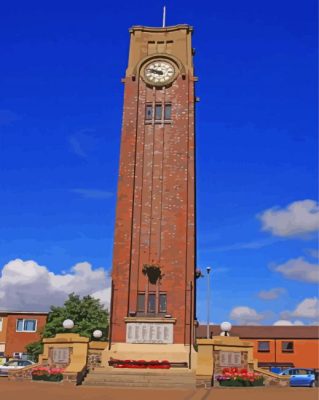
52 348 70 364
142 325 147 340
127 325 133 340
135 325 140 340
219 351 241 367
126 323 173 344
164 326 169 341
156 326 161 340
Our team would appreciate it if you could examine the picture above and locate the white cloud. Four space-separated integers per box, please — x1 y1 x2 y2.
230 306 265 325
68 130 98 158
273 320 304 326
274 257 319 283
258 199 319 237
306 248 319 259
281 297 319 321
258 287 286 300
209 238 282 252
0 259 111 311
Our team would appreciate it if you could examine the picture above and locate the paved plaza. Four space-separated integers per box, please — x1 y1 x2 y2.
1 380 318 400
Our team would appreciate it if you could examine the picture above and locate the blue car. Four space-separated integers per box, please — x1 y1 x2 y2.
280 368 315 387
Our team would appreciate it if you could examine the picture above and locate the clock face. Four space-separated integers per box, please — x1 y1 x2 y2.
144 61 175 85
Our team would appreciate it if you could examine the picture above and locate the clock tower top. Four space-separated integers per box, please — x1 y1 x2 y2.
125 25 194 77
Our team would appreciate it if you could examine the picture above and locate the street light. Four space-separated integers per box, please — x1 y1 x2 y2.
62 319 74 330
206 266 211 339
220 321 232 336
62 320 104 340
93 330 103 339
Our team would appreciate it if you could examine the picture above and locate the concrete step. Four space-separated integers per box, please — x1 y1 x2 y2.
89 367 192 374
84 378 193 384
82 382 195 389
84 376 194 382
83 381 195 388
82 368 196 388
196 378 212 388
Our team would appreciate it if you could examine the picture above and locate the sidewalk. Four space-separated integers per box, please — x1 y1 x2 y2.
0 379 318 400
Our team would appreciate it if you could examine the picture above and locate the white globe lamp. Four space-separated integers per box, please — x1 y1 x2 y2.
93 330 103 339
63 319 74 330
220 321 232 336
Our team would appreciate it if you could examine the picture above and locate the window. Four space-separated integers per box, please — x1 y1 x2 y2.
0 318 2 332
282 341 294 352
164 104 172 120
16 319 37 332
145 103 172 123
6 360 19 367
137 293 145 312
289 369 297 375
137 292 167 315
145 104 153 120
297 369 309 375
258 341 270 352
159 294 167 313
155 104 162 120
148 293 156 313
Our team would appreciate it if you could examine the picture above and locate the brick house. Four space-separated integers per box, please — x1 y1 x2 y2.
197 325 319 369
0 311 48 358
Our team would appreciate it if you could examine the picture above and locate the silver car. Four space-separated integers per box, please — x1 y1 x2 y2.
0 359 35 376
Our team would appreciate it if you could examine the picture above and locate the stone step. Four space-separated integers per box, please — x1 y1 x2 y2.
196 375 212 386
84 377 193 384
82 368 196 388
88 368 192 375
84 375 194 381
83 381 195 388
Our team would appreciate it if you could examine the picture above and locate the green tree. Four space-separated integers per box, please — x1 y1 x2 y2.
43 293 109 339
25 341 43 362
25 293 109 359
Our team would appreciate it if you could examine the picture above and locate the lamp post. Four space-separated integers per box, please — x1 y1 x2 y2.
93 330 103 339
220 321 232 336
63 320 104 340
62 319 74 330
206 266 211 339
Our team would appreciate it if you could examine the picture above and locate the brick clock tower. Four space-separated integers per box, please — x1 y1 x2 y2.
106 25 197 368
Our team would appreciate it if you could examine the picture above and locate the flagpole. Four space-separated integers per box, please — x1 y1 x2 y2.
162 6 166 28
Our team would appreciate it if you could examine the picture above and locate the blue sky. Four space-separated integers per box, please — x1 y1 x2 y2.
0 0 318 325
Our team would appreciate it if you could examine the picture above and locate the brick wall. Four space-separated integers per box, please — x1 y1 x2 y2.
252 339 319 369
5 313 47 357
110 26 196 346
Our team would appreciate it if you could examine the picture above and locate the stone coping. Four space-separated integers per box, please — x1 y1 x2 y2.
89 341 108 350
42 333 89 343
124 317 176 324
130 25 193 33
197 337 253 347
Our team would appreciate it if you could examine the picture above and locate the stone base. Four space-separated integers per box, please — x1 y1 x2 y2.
101 342 197 372
83 367 196 388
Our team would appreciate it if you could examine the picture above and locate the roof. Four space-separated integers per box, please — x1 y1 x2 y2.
0 311 49 315
196 325 319 339
130 25 193 33
258 362 294 367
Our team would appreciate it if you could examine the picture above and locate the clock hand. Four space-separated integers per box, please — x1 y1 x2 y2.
147 68 164 75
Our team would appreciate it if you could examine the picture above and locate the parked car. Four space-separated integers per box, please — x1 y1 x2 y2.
280 368 315 387
0 359 35 376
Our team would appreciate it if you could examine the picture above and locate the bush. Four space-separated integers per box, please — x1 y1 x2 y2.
217 367 264 387
31 367 64 382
